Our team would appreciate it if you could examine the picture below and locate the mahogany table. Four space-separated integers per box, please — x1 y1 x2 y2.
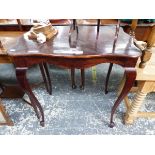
7 25 141 127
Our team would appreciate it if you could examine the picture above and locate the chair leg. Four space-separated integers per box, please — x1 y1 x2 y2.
73 19 78 34
96 19 100 39
73 19 76 30
80 69 85 90
71 68 77 89
105 63 113 94
71 69 85 90
39 63 52 95
43 63 52 95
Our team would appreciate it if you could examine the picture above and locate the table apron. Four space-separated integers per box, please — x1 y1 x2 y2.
11 56 138 69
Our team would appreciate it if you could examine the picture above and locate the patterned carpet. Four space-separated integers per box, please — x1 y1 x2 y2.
0 64 155 135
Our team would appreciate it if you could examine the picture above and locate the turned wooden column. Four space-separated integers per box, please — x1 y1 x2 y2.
139 25 155 68
124 89 147 124
124 81 155 124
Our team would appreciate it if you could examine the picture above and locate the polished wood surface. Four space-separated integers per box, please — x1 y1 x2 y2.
7 26 141 69
0 32 25 98
7 26 140 57
4 25 141 127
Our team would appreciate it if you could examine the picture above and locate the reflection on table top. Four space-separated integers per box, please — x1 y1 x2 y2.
4 26 141 58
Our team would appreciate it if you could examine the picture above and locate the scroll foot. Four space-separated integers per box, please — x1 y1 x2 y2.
40 121 45 127
79 85 84 90
72 84 77 89
109 122 115 128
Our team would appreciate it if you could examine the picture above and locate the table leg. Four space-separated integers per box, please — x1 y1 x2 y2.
80 69 85 90
16 67 45 127
109 67 136 128
71 68 77 89
39 63 52 95
105 63 113 94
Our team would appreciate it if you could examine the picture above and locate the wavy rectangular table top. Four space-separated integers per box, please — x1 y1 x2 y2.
5 26 141 59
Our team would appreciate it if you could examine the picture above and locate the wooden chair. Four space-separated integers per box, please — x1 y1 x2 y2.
42 19 80 89
0 44 13 126
117 25 155 124
105 19 139 94
73 19 140 91
71 19 121 90
0 99 13 126
43 19 96 89
14 19 102 90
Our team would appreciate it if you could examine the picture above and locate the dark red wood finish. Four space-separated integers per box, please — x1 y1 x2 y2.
7 25 141 127
39 63 52 95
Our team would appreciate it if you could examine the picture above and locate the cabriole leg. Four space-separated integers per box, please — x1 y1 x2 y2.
16 67 45 127
109 68 136 128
